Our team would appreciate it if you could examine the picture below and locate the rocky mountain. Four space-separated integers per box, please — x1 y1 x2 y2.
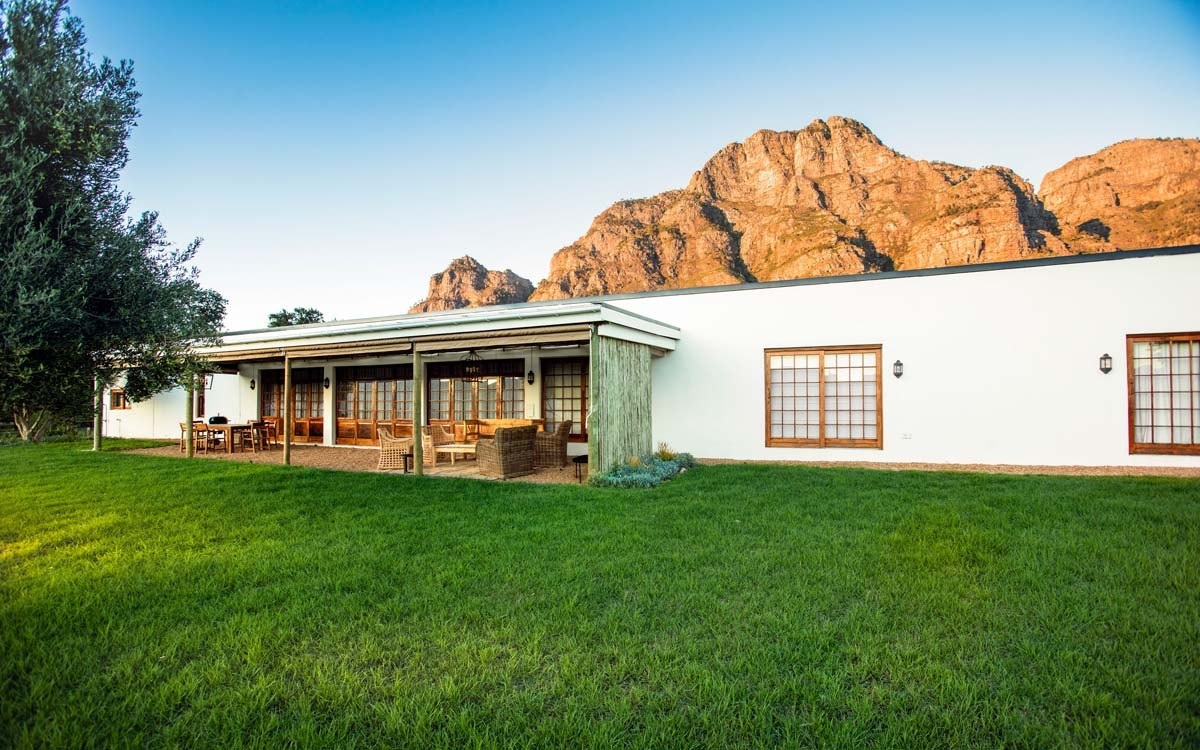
1040 138 1200 253
408 256 533 313
411 118 1199 311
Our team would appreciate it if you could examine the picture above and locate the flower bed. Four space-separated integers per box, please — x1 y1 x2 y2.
588 446 697 489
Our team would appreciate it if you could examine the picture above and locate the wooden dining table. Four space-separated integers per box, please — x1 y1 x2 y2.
203 423 254 453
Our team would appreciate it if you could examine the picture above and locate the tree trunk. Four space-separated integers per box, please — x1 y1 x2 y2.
13 405 51 442
184 372 195 458
92 375 104 451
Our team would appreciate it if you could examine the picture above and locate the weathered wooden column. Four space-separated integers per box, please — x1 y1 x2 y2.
412 350 424 476
184 371 195 458
587 326 598 477
283 355 293 466
92 374 104 452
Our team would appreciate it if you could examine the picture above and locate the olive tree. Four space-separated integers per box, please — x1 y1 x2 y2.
0 0 225 443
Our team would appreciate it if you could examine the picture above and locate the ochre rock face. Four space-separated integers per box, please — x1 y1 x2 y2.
408 256 534 313
1039 138 1200 252
412 119 1199 311
530 117 1073 301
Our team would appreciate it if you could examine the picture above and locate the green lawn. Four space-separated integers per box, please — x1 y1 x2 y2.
2 443 1198 748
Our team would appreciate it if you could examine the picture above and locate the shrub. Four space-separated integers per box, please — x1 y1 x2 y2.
589 452 697 489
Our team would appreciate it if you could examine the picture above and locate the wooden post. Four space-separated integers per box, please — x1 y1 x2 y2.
184 371 195 458
587 325 598 478
92 374 104 452
412 350 424 476
283 355 293 466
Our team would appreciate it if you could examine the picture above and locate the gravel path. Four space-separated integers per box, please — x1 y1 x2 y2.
699 458 1200 478
126 444 585 484
125 445 1199 480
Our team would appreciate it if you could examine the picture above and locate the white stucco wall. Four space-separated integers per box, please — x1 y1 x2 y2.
611 252 1200 467
103 372 251 440
106 252 1199 466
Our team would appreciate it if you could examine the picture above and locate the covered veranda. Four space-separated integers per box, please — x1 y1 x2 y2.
187 302 680 478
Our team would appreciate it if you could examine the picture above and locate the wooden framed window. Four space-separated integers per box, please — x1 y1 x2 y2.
109 389 130 410
261 377 280 417
765 345 882 448
427 378 450 421
1128 333 1200 455
477 379 498 419
425 360 525 423
500 376 525 419
542 357 587 440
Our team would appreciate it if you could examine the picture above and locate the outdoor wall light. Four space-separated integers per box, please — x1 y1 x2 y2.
1099 353 1113 374
527 370 536 386
249 378 256 391
323 377 331 390
893 360 904 378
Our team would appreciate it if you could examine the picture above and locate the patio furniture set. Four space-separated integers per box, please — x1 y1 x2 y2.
378 420 575 479
178 417 279 454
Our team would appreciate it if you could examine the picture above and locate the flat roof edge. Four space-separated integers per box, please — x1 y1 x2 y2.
564 244 1200 304
220 244 1199 337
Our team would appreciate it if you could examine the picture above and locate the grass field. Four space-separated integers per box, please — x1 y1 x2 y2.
2 442 1198 748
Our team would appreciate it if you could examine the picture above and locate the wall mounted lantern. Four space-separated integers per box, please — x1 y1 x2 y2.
1099 353 1113 374
249 378 256 391
323 377 331 390
203 373 214 390
527 370 536 386
893 360 904 378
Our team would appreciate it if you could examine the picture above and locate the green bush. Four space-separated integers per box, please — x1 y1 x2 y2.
589 452 697 489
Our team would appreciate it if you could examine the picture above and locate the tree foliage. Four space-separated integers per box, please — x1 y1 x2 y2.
268 307 325 327
0 0 226 441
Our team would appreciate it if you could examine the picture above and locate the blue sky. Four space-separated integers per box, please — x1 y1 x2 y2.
72 0 1200 330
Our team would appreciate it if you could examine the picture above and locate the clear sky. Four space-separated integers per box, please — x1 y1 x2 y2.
71 0 1200 331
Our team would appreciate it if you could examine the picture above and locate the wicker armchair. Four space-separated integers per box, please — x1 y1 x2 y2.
534 419 572 469
421 424 457 467
378 426 414 471
476 425 537 479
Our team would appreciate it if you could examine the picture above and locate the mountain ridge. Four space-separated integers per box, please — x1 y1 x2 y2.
410 118 1200 312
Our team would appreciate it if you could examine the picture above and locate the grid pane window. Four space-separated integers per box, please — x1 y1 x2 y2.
394 380 413 421
336 381 354 418
428 378 450 421
261 379 280 417
336 369 416 421
294 382 323 418
378 380 393 420
543 358 586 438
1130 334 1200 453
452 379 475 420
766 346 882 448
356 382 372 420
478 378 499 419
501 376 525 419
